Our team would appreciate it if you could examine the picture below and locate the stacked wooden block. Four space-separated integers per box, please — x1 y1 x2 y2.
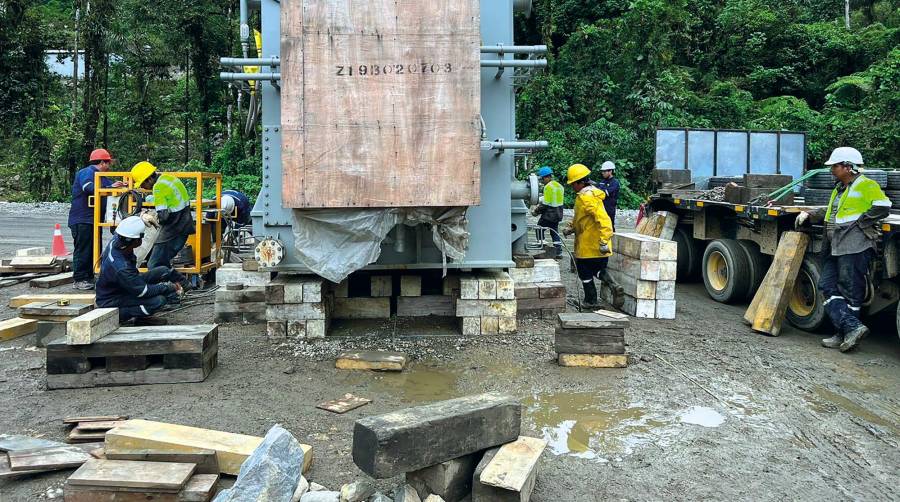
509 259 565 319
265 275 328 341
555 312 628 368
606 232 678 319
456 271 517 335
213 263 272 324
9 299 96 347
46 323 218 389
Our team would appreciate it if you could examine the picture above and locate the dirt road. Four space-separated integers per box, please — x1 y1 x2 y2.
0 206 898 501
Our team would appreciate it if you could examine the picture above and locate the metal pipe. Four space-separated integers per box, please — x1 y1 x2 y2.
481 140 549 151
510 174 540 204
239 0 250 57
393 225 407 253
480 45 547 54
220 57 280 67
480 59 547 68
220 72 281 81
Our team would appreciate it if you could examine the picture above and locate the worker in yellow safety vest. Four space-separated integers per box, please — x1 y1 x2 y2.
130 162 195 270
531 166 565 258
562 164 621 307
794 147 892 352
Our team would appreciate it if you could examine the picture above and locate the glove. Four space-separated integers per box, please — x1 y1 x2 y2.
794 211 809 229
599 242 611 254
141 209 160 229
563 227 574 237
859 221 881 240
530 206 539 217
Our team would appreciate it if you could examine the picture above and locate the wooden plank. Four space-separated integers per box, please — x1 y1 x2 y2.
316 394 372 414
16 247 47 257
612 233 677 261
479 436 547 492
62 474 218 502
400 275 423 297
336 351 406 371
8 445 92 471
0 454 46 479
281 0 481 209
370 276 393 297
558 354 628 368
19 301 92 318
105 419 312 476
47 365 215 390
0 317 37 341
10 293 95 308
332 297 391 319
554 328 626 355
67 308 119 345
0 434 65 452
180 474 219 502
749 232 809 336
46 325 216 358
606 268 657 299
64 416 129 425
514 285 539 299
10 256 56 267
557 312 628 329
396 296 454 317
608 253 660 281
30 272 75 288
104 450 219 475
68 429 108 442
75 421 127 432
67 458 196 491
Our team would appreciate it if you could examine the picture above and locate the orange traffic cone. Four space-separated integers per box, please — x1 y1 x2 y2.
51 223 69 257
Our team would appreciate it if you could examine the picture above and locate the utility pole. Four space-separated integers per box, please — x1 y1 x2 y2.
72 5 80 124
184 47 190 164
845 0 851 29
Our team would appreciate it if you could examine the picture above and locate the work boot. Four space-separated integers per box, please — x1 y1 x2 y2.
72 281 94 291
839 325 869 352
599 270 625 308
582 281 599 308
132 316 168 326
821 334 843 349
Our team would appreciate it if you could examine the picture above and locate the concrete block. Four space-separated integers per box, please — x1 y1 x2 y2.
215 264 272 287
455 300 516 318
558 353 628 368
267 321 287 341
460 317 481 336
659 260 677 281
480 316 499 334
336 351 406 371
460 275 479 300
498 317 516 335
371 276 393 297
401 275 422 297
287 320 306 339
477 277 497 300
352 392 521 478
656 281 675 300
67 308 118 345
397 296 455 317
656 300 676 319
406 452 481 502
306 319 327 340
333 297 390 319
266 303 327 321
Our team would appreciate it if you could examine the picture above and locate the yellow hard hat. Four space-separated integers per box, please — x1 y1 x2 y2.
131 161 157 186
566 164 591 184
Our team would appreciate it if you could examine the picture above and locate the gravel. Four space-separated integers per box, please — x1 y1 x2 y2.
0 201 71 216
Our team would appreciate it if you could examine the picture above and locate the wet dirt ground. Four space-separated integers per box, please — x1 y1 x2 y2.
0 208 898 501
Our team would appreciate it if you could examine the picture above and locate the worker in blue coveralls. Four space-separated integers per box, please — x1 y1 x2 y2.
95 216 184 325
594 161 620 231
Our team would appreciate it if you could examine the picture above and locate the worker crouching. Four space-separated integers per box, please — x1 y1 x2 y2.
563 164 621 307
96 216 184 325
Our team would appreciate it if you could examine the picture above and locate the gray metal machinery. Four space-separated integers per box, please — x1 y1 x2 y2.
220 0 547 273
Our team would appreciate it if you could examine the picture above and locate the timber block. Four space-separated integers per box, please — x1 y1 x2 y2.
491 271 515 300
215 287 266 304
659 260 677 281
621 295 655 318
352 392 521 478
477 277 497 300
397 296 454 317
515 297 565 311
371 276 393 297
67 308 119 345
538 282 565 299
514 284 539 300
512 255 534 268
651 169 692 186
19 301 92 322
744 173 793 189
558 353 628 368
460 275 479 300
508 260 561 284
460 317 481 336
456 300 516 318
267 321 287 341
215 264 271 287
656 281 676 300
266 302 327 321
400 275 422 297
608 254 660 281
613 233 677 262
36 321 66 347
333 297 390 319
106 355 150 372
16 247 46 257
287 320 306 339
557 312 629 329
474 436 546 502
336 351 406 371
656 300 676 319
480 316 499 334
606 268 657 299
332 280 349 298
498 316 517 335
306 319 327 339
554 327 625 355
8 293 95 308
29 272 74 288
407 452 482 502
442 275 461 297
0 317 38 342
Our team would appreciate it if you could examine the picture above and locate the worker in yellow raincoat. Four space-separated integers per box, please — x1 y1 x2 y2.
563 164 619 307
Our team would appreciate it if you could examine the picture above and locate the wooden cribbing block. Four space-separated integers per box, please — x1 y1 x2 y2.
63 473 219 502
0 317 37 341
557 312 628 329
397 296 455 317
75 421 127 432
558 354 628 368
16 247 46 257
67 458 196 491
214 287 265 304
67 308 119 345
554 328 625 355
266 302 327 321
48 325 217 359
621 295 655 318
353 393 521 479
456 299 516 318
656 300 676 320
608 253 660 281
104 449 219 475
30 271 74 288
400 275 423 296
333 297 390 319
336 351 406 371
105 419 312 476
64 416 128 424
19 301 92 321
371 275 393 297
10 256 56 267
9 293 95 308
478 436 546 494
612 233 677 261
746 231 808 336
537 282 565 299
508 259 561 284
514 284 539 299
606 268 657 299
215 263 271 286
8 445 93 471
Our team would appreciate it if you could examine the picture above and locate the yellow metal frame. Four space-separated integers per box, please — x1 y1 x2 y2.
91 171 223 275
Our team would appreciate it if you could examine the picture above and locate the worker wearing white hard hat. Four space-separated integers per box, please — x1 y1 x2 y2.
595 160 620 230
794 146 892 352
94 216 185 325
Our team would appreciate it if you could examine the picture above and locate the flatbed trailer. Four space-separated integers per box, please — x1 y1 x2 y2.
648 192 900 337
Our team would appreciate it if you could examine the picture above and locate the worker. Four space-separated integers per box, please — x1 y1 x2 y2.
220 190 252 226
68 148 124 291
531 166 564 258
95 215 184 325
130 161 194 269
794 147 891 352
595 161 620 230
562 164 617 307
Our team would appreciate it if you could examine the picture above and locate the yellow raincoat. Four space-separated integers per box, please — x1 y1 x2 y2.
570 185 613 259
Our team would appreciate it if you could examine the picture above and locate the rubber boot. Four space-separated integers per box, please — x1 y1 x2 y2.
821 334 843 349
582 281 598 308
132 316 168 326
599 269 625 308
839 325 869 352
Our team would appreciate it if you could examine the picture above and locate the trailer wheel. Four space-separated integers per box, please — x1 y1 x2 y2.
674 226 703 281
736 240 771 300
896 302 900 342
702 239 751 303
786 257 829 332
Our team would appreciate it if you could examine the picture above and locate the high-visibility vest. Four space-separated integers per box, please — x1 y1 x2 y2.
824 175 892 224
152 173 190 213
543 180 565 207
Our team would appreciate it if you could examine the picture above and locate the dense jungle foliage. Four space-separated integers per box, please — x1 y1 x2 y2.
0 1 897 208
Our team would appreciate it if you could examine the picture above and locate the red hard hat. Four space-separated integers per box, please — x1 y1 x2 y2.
89 148 112 162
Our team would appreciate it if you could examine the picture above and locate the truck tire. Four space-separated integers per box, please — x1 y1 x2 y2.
888 171 900 190
786 257 829 332
806 172 837 189
702 239 752 303
884 190 900 207
674 226 702 281
802 188 833 206
736 240 771 300
861 169 888 188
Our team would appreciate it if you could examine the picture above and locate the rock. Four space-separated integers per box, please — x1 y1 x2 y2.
393 484 422 502
424 496 446 502
370 492 393 502
340 480 376 502
300 491 341 502
284 366 297 375
310 482 329 492
292 476 310 502
212 425 305 502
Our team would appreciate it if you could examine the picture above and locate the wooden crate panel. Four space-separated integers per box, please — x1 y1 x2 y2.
281 0 481 208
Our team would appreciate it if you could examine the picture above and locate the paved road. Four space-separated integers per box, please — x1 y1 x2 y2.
0 211 74 257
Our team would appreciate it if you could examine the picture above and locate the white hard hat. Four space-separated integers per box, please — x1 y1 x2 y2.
824 147 863 166
221 194 236 217
115 215 146 239
601 161 616 171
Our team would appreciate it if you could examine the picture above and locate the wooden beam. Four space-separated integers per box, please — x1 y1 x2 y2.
9 293 95 308
748 231 809 336
67 308 119 345
30 272 74 288
0 318 37 341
